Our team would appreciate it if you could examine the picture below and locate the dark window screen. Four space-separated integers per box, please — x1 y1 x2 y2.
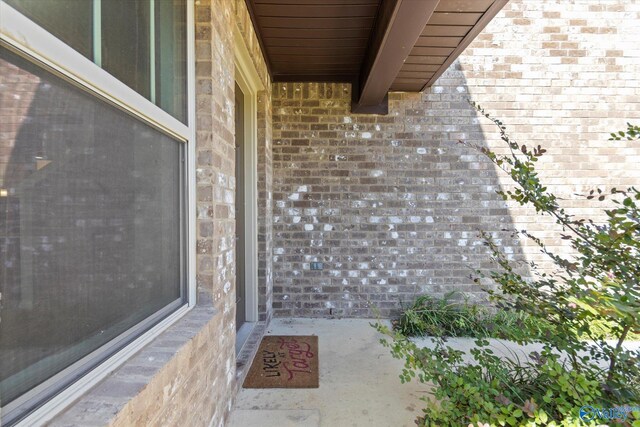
0 46 185 422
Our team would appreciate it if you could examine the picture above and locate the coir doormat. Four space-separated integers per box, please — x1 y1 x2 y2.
243 335 319 388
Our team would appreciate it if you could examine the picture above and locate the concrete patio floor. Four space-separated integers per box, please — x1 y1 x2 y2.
228 318 427 427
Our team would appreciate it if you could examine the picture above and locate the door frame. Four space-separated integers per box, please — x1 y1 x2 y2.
233 28 262 323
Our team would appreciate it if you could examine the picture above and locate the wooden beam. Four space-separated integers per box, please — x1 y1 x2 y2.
352 0 439 114
420 0 510 91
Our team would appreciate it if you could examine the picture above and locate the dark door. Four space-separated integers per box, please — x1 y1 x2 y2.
234 83 246 331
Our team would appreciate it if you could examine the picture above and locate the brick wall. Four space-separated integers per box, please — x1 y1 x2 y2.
257 89 275 322
270 0 640 318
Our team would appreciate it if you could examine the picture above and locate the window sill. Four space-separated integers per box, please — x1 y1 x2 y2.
45 305 217 426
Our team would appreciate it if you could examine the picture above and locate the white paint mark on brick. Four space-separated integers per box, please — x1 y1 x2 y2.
425 216 434 223
343 117 352 123
304 224 314 231
417 147 427 154
224 190 233 204
297 185 308 192
370 170 384 177
361 132 372 139
288 193 300 200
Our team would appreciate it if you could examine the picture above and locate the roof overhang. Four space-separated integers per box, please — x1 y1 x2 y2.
245 0 509 113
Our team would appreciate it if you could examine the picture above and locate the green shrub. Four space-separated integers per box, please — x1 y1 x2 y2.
396 292 553 340
396 292 638 342
375 116 640 426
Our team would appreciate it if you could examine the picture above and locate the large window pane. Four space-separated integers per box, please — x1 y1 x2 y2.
0 45 185 417
3 0 188 123
101 0 151 100
4 0 93 59
155 0 187 122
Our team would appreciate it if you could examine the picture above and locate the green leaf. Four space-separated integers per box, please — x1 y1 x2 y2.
538 411 548 423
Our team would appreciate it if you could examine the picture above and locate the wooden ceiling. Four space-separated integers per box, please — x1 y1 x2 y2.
246 0 508 112
247 0 381 82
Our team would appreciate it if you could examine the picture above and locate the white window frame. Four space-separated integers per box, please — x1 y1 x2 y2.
0 1 197 425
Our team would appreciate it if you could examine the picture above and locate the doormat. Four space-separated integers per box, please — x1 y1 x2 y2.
243 335 319 388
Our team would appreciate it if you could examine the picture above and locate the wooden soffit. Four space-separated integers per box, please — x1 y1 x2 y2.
245 0 509 113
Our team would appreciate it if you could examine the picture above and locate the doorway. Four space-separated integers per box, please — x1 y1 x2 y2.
235 83 246 331
233 28 262 354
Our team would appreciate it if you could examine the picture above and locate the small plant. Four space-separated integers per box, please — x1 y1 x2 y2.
375 115 640 426
396 292 553 340
397 292 638 342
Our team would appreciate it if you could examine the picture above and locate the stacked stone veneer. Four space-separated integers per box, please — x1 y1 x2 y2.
271 0 640 318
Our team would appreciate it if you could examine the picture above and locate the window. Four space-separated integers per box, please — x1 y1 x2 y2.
0 1 193 424
5 0 188 122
